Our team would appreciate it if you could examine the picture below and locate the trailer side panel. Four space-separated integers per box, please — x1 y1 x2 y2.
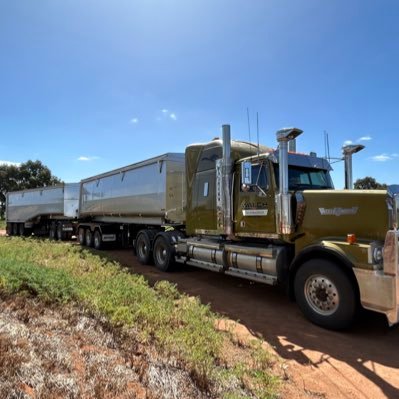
79 153 185 225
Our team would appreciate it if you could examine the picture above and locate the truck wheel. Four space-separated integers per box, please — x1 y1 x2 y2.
93 230 103 250
6 223 12 236
12 223 19 236
135 231 153 265
78 227 86 245
18 223 25 237
85 229 94 247
49 223 56 240
153 233 175 272
57 223 65 241
294 259 356 330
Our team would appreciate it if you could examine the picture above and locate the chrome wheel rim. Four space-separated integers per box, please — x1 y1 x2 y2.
86 231 91 244
155 241 167 266
137 237 148 259
304 274 339 316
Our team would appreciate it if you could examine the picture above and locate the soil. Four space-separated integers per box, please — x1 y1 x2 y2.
1 231 398 398
107 248 399 399
0 294 206 399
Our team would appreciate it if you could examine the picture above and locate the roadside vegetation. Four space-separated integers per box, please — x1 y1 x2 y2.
0 237 280 398
0 219 5 230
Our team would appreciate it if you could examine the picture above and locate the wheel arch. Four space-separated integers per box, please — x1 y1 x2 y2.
288 245 360 302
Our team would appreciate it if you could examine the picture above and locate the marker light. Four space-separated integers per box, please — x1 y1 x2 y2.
347 234 357 245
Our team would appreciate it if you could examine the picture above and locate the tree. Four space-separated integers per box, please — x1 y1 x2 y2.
0 160 62 218
354 176 387 190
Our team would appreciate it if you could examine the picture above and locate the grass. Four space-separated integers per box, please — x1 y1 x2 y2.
0 219 5 230
0 237 280 398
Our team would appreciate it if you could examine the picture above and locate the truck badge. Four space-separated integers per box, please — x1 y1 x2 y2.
319 207 358 216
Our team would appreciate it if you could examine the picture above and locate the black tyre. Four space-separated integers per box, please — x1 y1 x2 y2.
49 223 56 240
6 223 12 236
294 259 357 330
56 223 65 241
85 229 94 247
12 223 19 236
78 227 86 246
18 223 25 237
153 233 175 272
93 230 103 250
135 231 153 265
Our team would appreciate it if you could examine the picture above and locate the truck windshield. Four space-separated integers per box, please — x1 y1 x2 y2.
274 165 333 190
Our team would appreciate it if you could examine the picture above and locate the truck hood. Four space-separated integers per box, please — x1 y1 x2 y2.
299 190 390 242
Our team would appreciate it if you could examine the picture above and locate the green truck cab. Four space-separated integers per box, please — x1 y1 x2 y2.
170 126 399 329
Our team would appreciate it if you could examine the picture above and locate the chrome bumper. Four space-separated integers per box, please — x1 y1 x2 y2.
353 230 399 326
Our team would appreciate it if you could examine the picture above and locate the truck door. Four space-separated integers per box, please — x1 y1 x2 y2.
234 160 276 236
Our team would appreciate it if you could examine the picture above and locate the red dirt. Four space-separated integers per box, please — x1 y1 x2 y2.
1 229 398 398
0 294 206 399
107 248 399 399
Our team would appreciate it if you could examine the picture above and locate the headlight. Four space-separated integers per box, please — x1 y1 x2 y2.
373 247 384 263
386 194 398 229
368 241 384 269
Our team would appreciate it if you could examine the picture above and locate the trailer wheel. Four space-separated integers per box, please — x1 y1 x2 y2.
6 223 12 236
78 227 86 246
93 230 103 250
49 223 57 240
85 229 94 247
18 223 26 237
135 231 153 265
57 223 65 241
294 259 356 330
12 223 19 236
153 233 175 272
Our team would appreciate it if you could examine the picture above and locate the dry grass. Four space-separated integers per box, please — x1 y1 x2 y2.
0 294 207 399
0 237 281 398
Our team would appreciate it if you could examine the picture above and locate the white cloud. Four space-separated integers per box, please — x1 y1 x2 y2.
358 136 372 141
0 160 21 166
159 109 177 121
77 156 99 161
391 153 399 157
130 117 139 124
343 140 353 145
371 154 392 162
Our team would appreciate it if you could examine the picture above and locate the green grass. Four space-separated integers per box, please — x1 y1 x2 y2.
0 237 280 398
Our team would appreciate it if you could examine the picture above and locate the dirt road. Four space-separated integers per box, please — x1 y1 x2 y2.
107 248 399 399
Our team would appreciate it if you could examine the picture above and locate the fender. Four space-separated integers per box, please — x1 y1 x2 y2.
287 243 358 300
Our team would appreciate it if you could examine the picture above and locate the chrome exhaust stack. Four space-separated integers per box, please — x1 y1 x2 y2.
342 144 365 189
288 139 296 153
222 124 234 238
276 127 303 235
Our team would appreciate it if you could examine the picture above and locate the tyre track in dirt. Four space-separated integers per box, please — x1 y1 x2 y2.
106 248 399 399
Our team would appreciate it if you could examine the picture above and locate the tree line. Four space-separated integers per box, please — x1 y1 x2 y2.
0 160 62 218
354 176 387 190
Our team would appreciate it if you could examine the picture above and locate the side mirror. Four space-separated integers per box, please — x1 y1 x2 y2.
241 161 252 185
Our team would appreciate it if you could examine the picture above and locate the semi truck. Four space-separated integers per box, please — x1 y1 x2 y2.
5 125 399 330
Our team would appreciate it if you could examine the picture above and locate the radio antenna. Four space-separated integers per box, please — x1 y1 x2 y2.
324 130 331 162
246 107 251 144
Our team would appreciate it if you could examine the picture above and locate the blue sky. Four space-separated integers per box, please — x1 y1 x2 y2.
1 0 398 189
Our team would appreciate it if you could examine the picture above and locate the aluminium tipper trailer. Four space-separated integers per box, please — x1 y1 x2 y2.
77 153 186 249
6 183 80 239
